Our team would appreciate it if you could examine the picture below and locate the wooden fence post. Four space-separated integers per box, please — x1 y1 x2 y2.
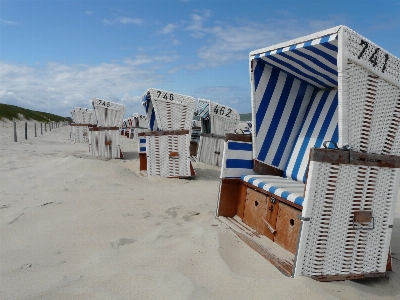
13 121 17 142
35 123 37 137
25 122 27 140
41 123 43 135
49 122 51 131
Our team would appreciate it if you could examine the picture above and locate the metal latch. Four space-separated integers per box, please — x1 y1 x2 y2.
352 210 374 230
169 151 179 158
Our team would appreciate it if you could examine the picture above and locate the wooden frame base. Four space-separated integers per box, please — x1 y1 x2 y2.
218 216 295 277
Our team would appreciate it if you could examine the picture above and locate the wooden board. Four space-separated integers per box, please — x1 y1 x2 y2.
190 141 198 157
243 188 273 240
225 133 252 143
236 183 247 219
241 181 303 211
139 153 147 171
218 216 295 277
139 130 189 136
274 202 301 255
310 148 400 168
253 160 284 177
217 179 242 217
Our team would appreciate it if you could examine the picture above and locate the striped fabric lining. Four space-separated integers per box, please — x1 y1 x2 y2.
241 175 305 206
284 89 339 183
138 138 146 153
220 140 256 178
142 93 158 131
255 34 338 89
195 99 210 119
254 61 315 170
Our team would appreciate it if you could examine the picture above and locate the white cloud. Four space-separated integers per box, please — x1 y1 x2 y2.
193 86 252 113
85 10 93 15
0 18 19 25
160 12 341 69
161 23 178 34
0 59 168 117
104 16 143 25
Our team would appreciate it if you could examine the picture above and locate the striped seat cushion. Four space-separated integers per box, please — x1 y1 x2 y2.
221 140 256 178
284 88 338 183
241 175 305 206
138 137 146 153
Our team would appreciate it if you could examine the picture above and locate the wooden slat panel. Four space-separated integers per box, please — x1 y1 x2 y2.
241 181 303 211
312 272 385 282
274 202 302 255
236 183 247 219
138 130 189 136
217 179 242 217
218 216 295 277
200 133 225 139
225 133 252 142
89 126 119 131
253 160 284 177
139 153 147 171
310 148 400 168
243 188 272 239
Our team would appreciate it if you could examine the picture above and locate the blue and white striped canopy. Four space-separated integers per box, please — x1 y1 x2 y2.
142 92 158 131
254 33 338 89
195 100 210 120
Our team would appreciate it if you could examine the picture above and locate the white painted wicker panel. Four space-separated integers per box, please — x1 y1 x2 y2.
71 108 95 143
346 61 400 155
208 101 240 136
196 136 224 167
89 130 121 159
344 26 400 88
92 98 126 127
146 134 191 177
147 89 195 131
295 161 400 277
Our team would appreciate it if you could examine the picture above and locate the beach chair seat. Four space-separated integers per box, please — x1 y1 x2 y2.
241 175 304 205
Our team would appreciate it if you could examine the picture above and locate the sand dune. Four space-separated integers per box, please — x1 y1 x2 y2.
1 120 399 299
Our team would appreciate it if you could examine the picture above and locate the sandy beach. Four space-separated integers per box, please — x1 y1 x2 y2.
1 120 400 300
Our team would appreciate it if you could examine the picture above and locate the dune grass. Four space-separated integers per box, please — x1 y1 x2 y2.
0 103 70 123
239 113 252 121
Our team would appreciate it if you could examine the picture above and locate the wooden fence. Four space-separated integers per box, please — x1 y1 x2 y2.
12 121 70 142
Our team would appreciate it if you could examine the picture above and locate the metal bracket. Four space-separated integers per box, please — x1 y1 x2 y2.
352 217 375 230
297 216 310 221
323 140 338 149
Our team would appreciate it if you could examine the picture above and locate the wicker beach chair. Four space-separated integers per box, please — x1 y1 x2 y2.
89 99 126 159
128 113 148 140
70 107 95 144
140 88 196 177
217 25 400 281
195 99 240 166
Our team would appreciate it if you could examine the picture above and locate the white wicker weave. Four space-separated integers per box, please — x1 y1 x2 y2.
196 99 240 166
89 98 126 159
146 134 191 177
70 107 92 143
146 88 195 131
295 161 400 277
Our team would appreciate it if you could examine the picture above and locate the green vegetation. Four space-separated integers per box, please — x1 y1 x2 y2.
239 113 252 121
0 103 70 123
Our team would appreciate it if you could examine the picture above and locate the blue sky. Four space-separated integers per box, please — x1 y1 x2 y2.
1 0 399 117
